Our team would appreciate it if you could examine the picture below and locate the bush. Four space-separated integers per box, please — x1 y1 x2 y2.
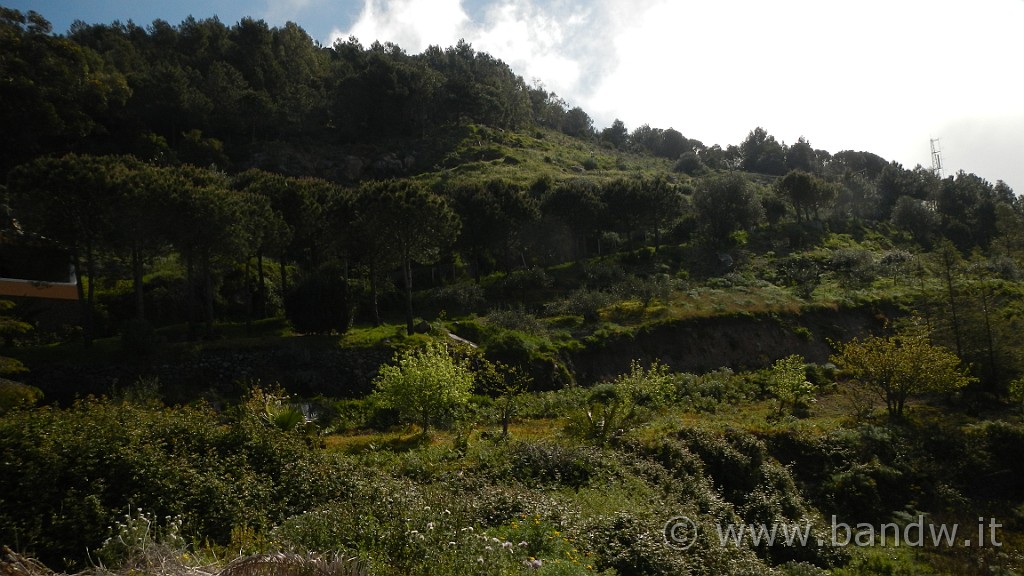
672 150 706 176
544 288 615 321
566 360 674 443
768 355 817 418
371 342 474 435
496 441 604 489
484 307 546 334
0 378 42 413
584 512 687 576
0 397 352 568
614 274 675 308
675 368 756 412
490 267 553 300
827 248 877 289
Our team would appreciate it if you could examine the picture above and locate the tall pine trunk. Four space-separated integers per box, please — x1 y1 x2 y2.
72 250 92 347
403 256 415 335
369 261 381 327
203 259 215 338
257 251 267 318
132 242 145 320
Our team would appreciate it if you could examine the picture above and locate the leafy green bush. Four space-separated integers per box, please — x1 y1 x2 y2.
0 378 42 413
492 441 604 489
489 267 553 300
371 342 474 434
274 476 598 576
484 307 547 334
516 387 589 419
613 274 675 308
827 248 877 289
583 512 687 576
544 289 615 321
768 355 817 418
566 360 674 443
0 397 353 568
675 368 757 411
422 283 486 315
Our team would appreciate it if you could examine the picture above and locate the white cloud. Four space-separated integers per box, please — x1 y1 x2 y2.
325 0 1024 190
328 0 469 51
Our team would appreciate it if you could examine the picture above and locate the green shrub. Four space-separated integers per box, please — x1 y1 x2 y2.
496 441 604 489
768 355 817 418
484 307 546 334
583 512 685 576
675 368 756 411
0 378 42 413
566 360 674 443
613 274 675 308
0 397 352 568
827 248 877 289
544 288 615 321
371 342 474 435
274 477 597 576
490 267 553 300
422 283 486 315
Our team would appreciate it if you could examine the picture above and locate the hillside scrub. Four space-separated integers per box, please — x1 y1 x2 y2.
3 6 1024 576
3 360 1024 575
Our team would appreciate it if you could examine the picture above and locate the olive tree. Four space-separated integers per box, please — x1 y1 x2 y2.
832 325 974 419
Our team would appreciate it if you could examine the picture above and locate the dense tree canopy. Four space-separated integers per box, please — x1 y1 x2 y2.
691 173 764 247
1 6 1022 352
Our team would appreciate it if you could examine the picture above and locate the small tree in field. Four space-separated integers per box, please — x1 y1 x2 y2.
372 342 474 435
832 325 974 419
768 355 817 417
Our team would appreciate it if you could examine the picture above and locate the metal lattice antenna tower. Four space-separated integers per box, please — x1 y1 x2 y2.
930 138 944 179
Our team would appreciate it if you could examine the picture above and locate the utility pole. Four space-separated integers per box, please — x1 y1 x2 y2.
930 138 944 179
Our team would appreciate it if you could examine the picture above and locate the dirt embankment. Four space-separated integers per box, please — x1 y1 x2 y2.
566 305 895 384
21 306 895 402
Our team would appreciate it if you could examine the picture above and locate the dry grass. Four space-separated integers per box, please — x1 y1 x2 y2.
218 553 367 576
323 417 564 454
1 548 368 576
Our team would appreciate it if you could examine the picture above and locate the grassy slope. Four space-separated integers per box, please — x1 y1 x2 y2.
410 124 677 188
6 131 1024 575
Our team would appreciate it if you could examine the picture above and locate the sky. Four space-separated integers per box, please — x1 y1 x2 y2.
10 0 1024 191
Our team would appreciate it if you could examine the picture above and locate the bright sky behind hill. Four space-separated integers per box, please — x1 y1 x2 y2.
10 0 1024 192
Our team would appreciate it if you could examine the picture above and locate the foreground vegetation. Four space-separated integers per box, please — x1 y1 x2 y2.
2 362 1023 576
3 7 1024 575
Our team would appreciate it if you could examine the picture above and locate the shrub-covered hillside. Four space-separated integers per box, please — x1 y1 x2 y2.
2 7 1024 576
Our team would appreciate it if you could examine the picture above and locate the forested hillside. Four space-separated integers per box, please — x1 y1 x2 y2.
2 7 1024 576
